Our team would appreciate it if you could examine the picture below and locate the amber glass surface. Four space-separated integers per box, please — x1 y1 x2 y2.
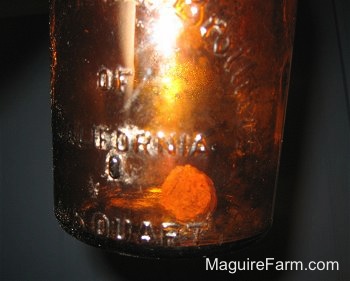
50 0 297 257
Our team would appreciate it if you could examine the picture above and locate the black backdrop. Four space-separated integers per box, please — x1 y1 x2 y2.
0 0 349 280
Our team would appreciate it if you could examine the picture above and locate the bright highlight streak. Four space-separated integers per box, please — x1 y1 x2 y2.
151 5 183 57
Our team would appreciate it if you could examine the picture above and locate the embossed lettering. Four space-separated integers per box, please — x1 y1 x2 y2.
92 212 110 236
185 221 208 244
97 66 133 94
134 132 151 154
156 132 176 155
94 125 210 157
161 222 181 246
189 133 208 156
140 221 155 243
97 68 113 90
73 212 86 229
117 132 129 151
77 211 211 245
200 16 230 57
94 125 113 150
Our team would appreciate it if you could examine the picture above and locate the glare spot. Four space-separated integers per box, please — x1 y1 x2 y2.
141 235 151 241
200 26 207 37
151 5 183 57
195 134 202 141
190 5 198 16
157 131 165 138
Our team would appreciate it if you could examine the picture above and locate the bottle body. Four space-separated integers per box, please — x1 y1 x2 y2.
50 0 297 257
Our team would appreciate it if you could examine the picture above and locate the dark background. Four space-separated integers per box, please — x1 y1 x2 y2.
0 0 349 280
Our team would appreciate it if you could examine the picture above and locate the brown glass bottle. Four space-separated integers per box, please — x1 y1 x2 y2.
50 0 297 257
